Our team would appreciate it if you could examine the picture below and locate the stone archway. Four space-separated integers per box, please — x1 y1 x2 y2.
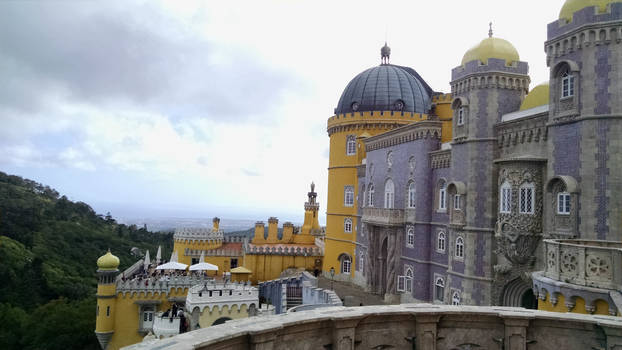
502 278 537 309
212 317 232 326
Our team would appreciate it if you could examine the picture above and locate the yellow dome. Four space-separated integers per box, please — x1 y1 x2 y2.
520 83 550 110
97 249 120 270
560 0 622 22
461 37 520 66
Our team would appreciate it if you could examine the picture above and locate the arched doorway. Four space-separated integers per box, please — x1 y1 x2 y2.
212 317 232 326
502 278 537 309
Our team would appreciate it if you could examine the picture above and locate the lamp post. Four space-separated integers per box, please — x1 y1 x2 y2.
329 267 335 291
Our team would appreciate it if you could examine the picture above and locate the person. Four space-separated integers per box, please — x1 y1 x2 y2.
172 304 178 317
163 309 170 317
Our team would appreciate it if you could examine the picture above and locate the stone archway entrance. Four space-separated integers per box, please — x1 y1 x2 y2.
502 278 537 309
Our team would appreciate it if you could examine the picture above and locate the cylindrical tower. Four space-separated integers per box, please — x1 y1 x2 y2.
95 249 120 350
323 44 434 280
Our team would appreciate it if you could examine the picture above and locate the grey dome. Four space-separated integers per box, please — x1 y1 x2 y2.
335 64 434 115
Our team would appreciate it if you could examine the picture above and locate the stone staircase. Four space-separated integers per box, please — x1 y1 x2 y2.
317 276 387 306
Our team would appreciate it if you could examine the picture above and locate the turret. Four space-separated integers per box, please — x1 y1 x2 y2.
95 249 120 350
266 217 279 243
212 217 220 232
252 222 266 244
300 182 322 238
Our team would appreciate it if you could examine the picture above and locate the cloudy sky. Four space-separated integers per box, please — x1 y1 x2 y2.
0 0 563 223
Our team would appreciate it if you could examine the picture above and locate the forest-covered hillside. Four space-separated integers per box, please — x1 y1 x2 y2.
0 171 174 350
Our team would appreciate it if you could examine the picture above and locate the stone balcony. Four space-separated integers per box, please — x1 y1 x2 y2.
123 304 622 350
542 239 622 290
362 207 404 227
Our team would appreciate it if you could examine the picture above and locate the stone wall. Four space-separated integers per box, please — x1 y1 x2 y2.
123 304 622 350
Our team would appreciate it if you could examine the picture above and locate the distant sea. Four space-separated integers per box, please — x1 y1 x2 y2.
117 217 302 235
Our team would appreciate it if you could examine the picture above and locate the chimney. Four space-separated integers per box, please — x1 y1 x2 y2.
212 217 220 232
267 217 279 243
252 222 265 244
282 222 294 243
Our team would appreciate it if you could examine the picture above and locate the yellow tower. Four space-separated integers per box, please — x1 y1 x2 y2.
95 249 120 350
323 43 435 279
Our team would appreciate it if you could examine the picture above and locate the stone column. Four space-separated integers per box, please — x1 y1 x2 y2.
331 319 358 350
503 317 530 350
415 315 440 350
250 331 277 350
602 326 622 350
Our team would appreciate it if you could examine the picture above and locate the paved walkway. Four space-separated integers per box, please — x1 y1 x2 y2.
317 276 387 306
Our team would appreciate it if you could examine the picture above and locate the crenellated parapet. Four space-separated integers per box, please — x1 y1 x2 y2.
186 282 258 314
185 247 243 257
246 245 322 256
173 227 224 243
116 275 211 297
431 93 452 103
429 149 451 169
327 111 429 136
451 59 530 95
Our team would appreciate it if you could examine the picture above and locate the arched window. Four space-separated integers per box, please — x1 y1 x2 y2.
359 252 365 274
340 255 351 274
457 106 465 125
367 184 375 207
452 291 461 305
384 179 394 209
344 218 353 233
561 71 575 98
453 194 461 210
558 192 571 215
408 182 416 208
435 277 445 302
439 181 447 211
519 182 535 214
500 181 512 214
344 186 354 207
405 266 414 293
437 231 446 253
455 236 464 259
346 135 356 155
406 226 415 247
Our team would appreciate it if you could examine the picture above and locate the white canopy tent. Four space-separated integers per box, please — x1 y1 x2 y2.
155 250 187 270
189 251 218 271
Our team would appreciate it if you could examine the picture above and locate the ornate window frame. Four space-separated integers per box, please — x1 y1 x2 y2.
500 181 512 214
455 236 465 260
437 231 446 253
407 181 416 208
406 226 415 248
519 182 535 214
344 218 353 233
561 72 575 99
434 275 445 302
437 180 447 212
367 184 375 207
344 186 354 207
451 290 461 305
346 135 356 155
557 192 571 215
339 254 352 274
384 179 395 209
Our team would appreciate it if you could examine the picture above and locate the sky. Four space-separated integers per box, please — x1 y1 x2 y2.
0 0 563 224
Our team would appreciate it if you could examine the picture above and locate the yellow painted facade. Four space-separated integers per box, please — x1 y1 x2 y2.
537 292 614 316
197 304 250 328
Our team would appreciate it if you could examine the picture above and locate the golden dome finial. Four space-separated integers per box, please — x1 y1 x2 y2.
97 249 120 271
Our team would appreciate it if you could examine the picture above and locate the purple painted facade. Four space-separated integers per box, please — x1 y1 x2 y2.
547 4 622 39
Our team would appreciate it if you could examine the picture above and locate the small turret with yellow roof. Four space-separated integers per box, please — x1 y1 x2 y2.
462 23 520 66
95 249 119 350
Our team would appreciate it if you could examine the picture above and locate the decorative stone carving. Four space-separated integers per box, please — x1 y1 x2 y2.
547 249 557 271
495 227 540 266
560 250 578 276
586 254 612 280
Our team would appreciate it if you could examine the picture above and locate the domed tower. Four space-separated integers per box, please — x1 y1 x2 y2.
545 0 622 240
95 249 120 350
448 27 529 305
323 44 434 280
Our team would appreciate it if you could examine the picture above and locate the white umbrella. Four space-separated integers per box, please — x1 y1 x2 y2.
155 261 188 270
144 250 151 270
189 251 218 271
156 246 162 265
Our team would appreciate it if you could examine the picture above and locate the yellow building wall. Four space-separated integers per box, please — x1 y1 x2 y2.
537 292 612 316
432 93 453 143
173 239 223 266
198 304 250 328
106 288 189 350
243 254 320 283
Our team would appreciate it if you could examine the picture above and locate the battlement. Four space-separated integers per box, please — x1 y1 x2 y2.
116 275 211 296
327 111 428 136
173 227 224 242
548 3 622 40
186 282 258 313
431 93 453 103
451 57 530 83
246 244 322 256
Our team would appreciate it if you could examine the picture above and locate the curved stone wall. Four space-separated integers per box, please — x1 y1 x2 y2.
122 304 622 350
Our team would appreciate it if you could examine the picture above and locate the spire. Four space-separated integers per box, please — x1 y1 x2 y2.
489 22 493 38
381 42 391 65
